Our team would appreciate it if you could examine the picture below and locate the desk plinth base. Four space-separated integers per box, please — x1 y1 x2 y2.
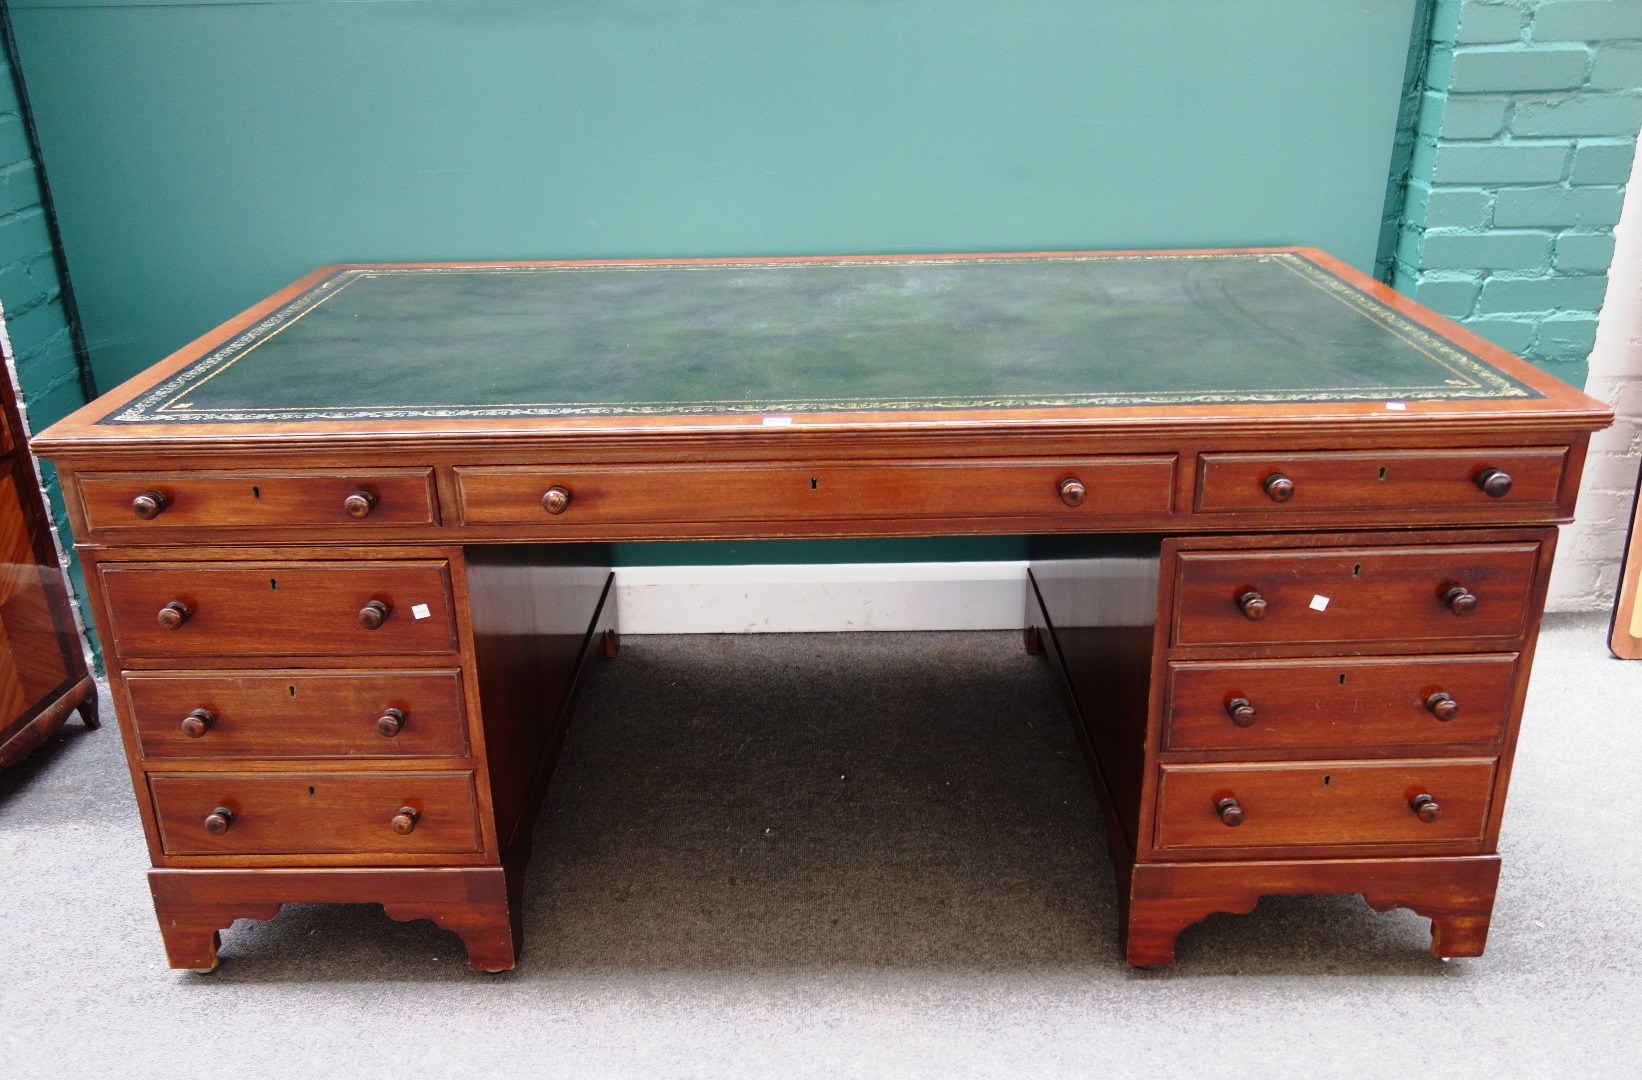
149 865 523 972
1120 855 1502 967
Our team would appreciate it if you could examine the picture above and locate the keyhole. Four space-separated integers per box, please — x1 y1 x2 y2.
1377 466 1387 482
269 578 278 591
252 486 261 499
1339 673 1347 686
308 786 316 797
1323 775 1332 787
288 685 297 698
1352 563 1361 578
810 477 818 490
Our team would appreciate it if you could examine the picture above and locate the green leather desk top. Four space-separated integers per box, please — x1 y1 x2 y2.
102 251 1535 426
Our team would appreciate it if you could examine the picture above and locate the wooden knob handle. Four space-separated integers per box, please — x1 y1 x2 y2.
1411 793 1441 822
1058 478 1086 507
203 806 234 834
1263 473 1295 503
343 490 377 518
1216 796 1244 826
391 806 420 834
1476 468 1513 499
1443 586 1478 616
1425 691 1458 721
1226 697 1256 727
131 491 168 519
358 599 391 629
157 601 192 630
1237 590 1268 621
541 486 572 515
180 708 214 738
377 707 406 737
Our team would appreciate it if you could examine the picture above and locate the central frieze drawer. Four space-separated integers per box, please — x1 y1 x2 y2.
454 457 1177 525
126 670 468 759
1154 760 1496 851
150 771 483 856
1172 543 1540 647
101 561 458 659
1163 655 1518 752
78 469 438 531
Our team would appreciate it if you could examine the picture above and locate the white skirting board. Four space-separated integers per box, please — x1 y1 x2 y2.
614 561 1031 634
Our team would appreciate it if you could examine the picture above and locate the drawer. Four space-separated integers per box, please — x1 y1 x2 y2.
101 561 459 659
1163 655 1518 752
78 469 437 531
1154 760 1495 851
454 457 1176 526
1195 448 1566 514
126 670 468 759
1172 543 1540 647
149 771 483 856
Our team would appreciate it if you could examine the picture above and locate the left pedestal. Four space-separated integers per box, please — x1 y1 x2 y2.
78 536 613 972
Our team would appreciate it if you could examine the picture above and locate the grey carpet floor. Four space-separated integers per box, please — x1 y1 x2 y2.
2 615 1638 1078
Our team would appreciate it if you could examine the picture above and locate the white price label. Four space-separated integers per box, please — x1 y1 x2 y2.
761 416 793 426
1309 594 1330 612
1385 401 1407 411
411 603 431 620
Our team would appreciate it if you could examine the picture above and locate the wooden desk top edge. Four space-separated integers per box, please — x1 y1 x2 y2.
34 246 1613 460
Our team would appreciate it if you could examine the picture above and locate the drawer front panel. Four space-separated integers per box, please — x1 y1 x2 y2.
1163 655 1518 752
1172 544 1540 647
126 670 468 759
1195 448 1566 514
150 772 483 855
101 561 459 659
455 457 1176 526
79 470 437 531
1155 760 1495 850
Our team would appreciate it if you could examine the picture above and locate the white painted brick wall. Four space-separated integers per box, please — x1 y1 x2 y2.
1548 137 1642 612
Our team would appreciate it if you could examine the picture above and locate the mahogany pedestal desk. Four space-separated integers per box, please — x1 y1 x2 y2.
34 249 1611 971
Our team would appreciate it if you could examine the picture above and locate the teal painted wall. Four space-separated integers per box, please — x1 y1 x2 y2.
1390 0 1642 392
0 19 95 655
9 0 1420 566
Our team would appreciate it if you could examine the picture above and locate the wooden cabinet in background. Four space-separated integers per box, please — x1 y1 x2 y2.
0 367 96 768
1609 468 1642 657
